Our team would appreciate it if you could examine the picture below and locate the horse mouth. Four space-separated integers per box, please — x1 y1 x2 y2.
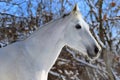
86 51 101 61
66 46 100 61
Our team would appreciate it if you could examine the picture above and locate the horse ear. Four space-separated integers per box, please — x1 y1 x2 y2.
72 4 80 12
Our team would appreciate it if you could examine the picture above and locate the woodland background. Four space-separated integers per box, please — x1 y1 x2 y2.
0 0 120 80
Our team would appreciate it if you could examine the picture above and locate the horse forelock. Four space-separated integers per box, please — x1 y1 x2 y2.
62 13 70 18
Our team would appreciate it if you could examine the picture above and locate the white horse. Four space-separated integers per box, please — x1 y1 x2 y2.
0 5 101 80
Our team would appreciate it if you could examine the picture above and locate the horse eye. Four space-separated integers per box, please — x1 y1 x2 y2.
75 24 81 29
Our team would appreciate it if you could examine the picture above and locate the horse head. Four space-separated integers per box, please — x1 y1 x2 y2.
63 4 101 60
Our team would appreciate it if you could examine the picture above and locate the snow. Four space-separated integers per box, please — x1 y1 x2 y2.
58 61 66 65
49 71 60 77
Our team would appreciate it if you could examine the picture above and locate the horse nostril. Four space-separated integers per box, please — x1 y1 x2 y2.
94 46 99 54
87 46 100 58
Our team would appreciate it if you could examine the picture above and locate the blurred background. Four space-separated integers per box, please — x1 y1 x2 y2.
0 0 120 80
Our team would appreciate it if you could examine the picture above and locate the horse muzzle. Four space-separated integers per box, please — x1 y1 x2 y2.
87 45 101 59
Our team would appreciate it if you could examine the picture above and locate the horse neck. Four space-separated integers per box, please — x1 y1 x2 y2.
24 17 67 70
